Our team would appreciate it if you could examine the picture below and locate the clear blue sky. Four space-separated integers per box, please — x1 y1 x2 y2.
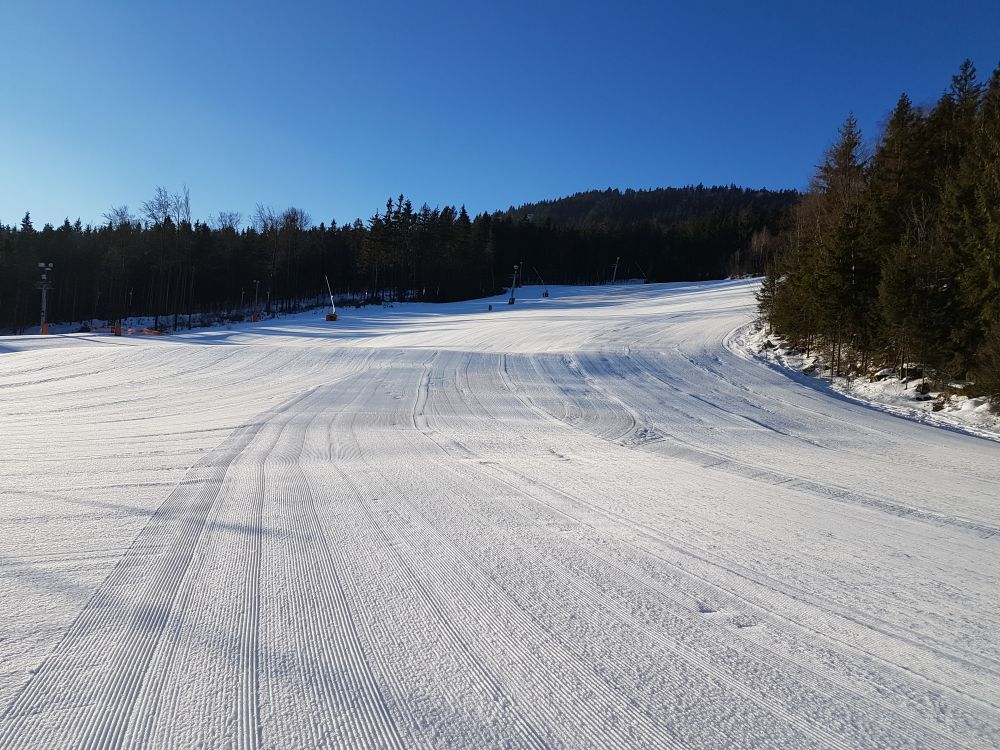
2 1 999 228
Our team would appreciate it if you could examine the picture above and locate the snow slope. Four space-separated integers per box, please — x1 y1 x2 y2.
729 324 1000 441
0 280 998 749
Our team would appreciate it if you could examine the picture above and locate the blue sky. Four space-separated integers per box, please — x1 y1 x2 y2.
2 1 999 228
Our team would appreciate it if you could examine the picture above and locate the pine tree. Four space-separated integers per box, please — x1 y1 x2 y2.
867 94 926 248
965 65 1000 394
934 61 986 376
810 115 875 371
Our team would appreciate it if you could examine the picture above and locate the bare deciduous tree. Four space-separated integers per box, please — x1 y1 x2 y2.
103 205 134 229
141 186 173 226
213 211 242 231
172 184 191 225
253 203 278 233
280 207 311 232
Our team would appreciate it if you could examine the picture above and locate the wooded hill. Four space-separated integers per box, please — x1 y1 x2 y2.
0 185 794 332
758 60 1000 400
507 186 797 229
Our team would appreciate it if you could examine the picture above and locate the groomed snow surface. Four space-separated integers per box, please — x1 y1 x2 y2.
1 280 998 749
732 325 1000 442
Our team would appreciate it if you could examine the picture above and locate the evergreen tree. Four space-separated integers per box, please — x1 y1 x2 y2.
764 61 1000 398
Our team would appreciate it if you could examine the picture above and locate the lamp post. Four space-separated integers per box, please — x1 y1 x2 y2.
253 279 260 321
508 264 518 305
35 262 54 334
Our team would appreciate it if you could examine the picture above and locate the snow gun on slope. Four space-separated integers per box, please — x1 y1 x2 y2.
531 265 550 298
324 275 338 322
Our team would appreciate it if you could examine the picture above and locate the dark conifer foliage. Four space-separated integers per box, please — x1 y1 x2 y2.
506 186 796 282
0 186 793 332
762 60 1000 399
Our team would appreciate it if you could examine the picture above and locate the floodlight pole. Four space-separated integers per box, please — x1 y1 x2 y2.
36 262 54 334
253 279 260 318
508 264 518 304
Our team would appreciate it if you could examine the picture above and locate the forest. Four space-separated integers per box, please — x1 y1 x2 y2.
0 186 792 333
6 59 997 405
759 60 1000 400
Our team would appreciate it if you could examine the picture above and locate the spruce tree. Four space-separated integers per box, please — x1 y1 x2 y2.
810 115 875 371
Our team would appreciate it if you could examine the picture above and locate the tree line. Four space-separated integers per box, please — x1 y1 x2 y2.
759 60 1000 399
0 185 792 332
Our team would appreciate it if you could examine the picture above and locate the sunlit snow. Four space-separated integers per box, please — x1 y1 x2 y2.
1 281 998 749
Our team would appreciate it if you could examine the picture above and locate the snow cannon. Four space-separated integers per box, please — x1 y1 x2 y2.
324 275 338 322
530 265 549 298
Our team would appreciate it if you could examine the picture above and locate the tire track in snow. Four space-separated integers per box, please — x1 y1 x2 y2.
440 350 1000 748
405 375 856 749
2 282 998 749
515 344 1000 539
472 458 997 749
327 358 556 748
308 355 675 747
509 345 1000 667
121 356 376 749
392 353 845 749
0 354 388 750
552 350 1000 679
258 373 405 749
631 360 1000 536
0 387 314 749
490 384 995 716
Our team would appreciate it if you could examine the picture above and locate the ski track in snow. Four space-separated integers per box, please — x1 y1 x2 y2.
0 280 998 749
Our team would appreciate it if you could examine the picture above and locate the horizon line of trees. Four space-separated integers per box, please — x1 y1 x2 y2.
0 184 792 332
758 59 1000 400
